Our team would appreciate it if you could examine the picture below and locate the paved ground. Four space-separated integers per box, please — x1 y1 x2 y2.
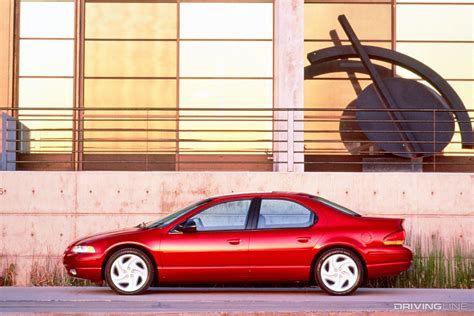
0 287 473 315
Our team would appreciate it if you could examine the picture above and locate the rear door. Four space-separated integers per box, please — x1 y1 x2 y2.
159 198 253 283
248 198 321 282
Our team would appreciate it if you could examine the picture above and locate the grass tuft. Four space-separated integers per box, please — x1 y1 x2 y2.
0 263 16 286
30 259 99 287
367 236 473 289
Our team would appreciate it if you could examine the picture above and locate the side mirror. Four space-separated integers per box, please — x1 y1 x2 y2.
177 219 197 233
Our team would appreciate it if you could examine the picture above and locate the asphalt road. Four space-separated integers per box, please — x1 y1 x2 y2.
0 287 473 314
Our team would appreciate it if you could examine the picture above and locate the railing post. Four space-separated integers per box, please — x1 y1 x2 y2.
1 112 6 170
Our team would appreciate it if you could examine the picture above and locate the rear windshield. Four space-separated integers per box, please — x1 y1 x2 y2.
311 196 361 217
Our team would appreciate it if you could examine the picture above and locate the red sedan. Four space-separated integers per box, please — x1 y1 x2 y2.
63 192 412 295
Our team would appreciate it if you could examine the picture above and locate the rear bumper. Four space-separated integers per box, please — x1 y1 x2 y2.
365 246 413 279
63 252 103 282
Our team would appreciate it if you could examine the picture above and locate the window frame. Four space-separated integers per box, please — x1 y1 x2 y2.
251 197 318 231
169 197 259 233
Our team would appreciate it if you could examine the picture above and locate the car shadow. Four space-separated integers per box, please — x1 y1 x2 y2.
76 286 404 297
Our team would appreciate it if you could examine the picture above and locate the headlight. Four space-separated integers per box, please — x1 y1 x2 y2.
72 245 96 253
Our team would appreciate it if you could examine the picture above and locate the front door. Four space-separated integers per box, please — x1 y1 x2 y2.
249 198 321 282
159 199 253 283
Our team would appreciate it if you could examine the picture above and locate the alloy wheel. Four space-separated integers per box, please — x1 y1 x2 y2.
105 248 154 295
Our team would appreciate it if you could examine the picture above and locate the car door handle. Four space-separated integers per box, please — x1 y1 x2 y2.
297 237 311 243
227 239 241 245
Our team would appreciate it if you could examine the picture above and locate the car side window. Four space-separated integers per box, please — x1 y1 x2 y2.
190 199 251 231
257 199 315 229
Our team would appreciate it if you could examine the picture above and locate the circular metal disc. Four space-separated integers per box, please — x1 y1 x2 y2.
355 78 455 158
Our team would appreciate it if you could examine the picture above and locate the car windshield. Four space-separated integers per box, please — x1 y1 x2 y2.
147 198 212 228
312 196 361 217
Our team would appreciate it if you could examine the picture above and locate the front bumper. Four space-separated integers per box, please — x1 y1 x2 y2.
63 251 103 282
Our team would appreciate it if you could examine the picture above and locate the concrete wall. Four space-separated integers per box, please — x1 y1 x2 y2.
0 171 473 285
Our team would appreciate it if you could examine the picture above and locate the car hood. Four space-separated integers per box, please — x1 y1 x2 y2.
69 227 146 247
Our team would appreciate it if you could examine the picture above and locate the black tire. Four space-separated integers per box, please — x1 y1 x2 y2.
315 248 363 295
105 248 154 295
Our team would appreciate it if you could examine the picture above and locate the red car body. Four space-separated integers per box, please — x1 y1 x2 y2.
63 192 412 291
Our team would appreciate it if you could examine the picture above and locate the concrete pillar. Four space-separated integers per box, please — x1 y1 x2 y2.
273 0 305 172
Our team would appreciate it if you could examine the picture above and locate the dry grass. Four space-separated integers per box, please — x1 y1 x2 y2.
0 263 16 286
30 259 99 287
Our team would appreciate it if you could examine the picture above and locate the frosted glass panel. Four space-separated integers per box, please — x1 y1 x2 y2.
396 43 474 79
180 41 272 77
20 1 74 38
397 6 474 41
83 79 177 153
180 79 272 108
85 41 176 77
18 78 73 153
448 81 474 111
84 79 176 107
179 79 272 153
85 2 177 39
180 3 273 39
305 4 392 40
19 40 74 76
19 78 73 108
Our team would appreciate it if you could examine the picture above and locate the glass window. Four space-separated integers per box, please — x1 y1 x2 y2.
180 3 273 40
257 199 315 229
18 78 73 153
84 41 176 77
312 196 360 217
20 1 74 38
190 200 251 231
85 2 177 39
396 43 474 80
304 3 392 41
19 40 74 77
17 0 75 155
179 79 273 154
397 5 474 41
180 41 273 78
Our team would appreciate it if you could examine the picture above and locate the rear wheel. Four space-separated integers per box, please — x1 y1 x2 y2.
105 248 154 295
315 248 363 295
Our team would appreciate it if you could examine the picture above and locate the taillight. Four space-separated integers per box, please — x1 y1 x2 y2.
383 230 405 245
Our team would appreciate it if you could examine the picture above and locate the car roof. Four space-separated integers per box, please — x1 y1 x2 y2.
210 191 313 200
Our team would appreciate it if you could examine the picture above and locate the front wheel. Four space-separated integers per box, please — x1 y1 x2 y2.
315 248 363 295
105 248 154 295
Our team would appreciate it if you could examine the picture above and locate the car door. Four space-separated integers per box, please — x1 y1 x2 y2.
159 198 253 283
249 198 321 282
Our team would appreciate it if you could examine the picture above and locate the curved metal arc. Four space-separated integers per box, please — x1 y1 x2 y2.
305 45 474 148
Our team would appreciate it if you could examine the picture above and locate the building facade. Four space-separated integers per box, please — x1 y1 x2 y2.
0 0 473 172
0 0 473 285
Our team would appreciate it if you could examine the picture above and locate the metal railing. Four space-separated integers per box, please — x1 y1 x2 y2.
1 107 473 172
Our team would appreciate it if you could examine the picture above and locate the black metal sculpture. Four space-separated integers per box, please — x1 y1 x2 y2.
305 15 473 158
